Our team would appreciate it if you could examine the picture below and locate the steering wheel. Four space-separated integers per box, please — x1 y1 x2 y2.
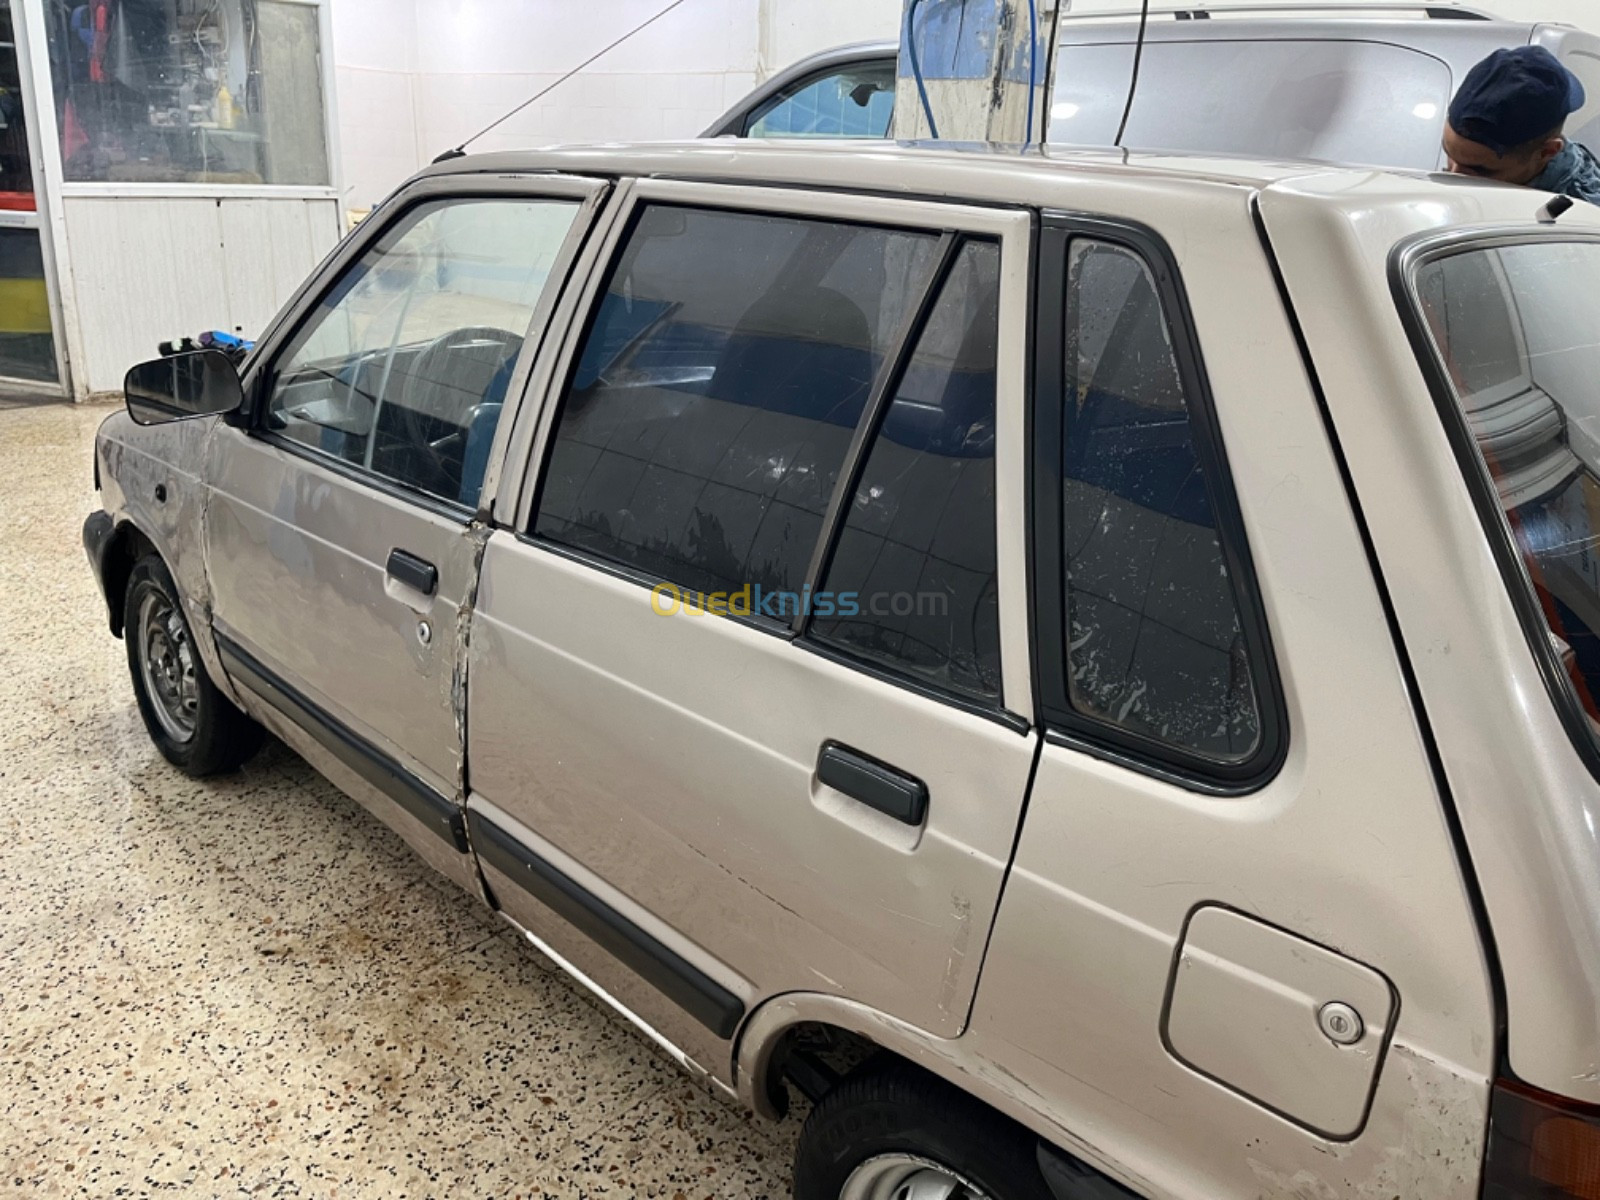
399 325 525 492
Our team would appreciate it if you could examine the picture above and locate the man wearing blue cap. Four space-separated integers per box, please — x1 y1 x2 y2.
1445 45 1600 205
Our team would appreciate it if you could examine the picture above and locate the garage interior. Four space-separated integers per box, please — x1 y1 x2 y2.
4 397 802 1192
5 1 1600 1198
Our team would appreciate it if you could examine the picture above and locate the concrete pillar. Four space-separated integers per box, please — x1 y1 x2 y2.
893 0 1060 143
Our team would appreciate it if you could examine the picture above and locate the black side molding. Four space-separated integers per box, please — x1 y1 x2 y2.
386 548 438 596
817 741 929 826
468 809 746 1039
217 636 468 853
1038 1143 1144 1200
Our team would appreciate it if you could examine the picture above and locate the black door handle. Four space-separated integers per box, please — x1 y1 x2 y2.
386 548 438 596
817 741 928 826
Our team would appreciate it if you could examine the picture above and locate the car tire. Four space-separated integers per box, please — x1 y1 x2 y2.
125 554 262 776
792 1058 1056 1200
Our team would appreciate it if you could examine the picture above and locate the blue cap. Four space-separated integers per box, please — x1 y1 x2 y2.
1450 46 1587 156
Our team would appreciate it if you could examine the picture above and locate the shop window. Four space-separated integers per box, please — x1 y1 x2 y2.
0 1 56 383
45 0 330 186
0 1 35 204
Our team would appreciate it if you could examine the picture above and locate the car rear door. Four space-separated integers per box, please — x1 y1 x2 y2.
465 179 1036 1078
204 174 605 884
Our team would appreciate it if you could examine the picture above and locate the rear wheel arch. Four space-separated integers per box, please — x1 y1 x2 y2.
737 993 1146 1198
735 993 919 1121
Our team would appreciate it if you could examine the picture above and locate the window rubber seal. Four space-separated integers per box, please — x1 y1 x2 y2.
1028 211 1289 796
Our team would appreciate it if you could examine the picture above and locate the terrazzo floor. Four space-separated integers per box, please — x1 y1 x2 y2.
0 398 800 1197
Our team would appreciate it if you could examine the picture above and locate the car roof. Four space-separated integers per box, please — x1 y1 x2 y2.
701 2 1536 87
426 138 1348 194
1054 2 1530 41
415 138 1600 250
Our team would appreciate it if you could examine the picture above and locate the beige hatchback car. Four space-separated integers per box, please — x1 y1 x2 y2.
82 141 1600 1199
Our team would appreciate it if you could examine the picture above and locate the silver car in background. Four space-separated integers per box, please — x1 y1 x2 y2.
705 3 1600 168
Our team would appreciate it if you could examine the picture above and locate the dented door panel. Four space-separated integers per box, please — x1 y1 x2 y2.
469 540 1037 1051
467 183 1038 1067
204 428 480 802
197 176 605 870
94 409 239 704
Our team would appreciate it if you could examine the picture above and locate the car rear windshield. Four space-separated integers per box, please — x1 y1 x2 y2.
1411 238 1600 749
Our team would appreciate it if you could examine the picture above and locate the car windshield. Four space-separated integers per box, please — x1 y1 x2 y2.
1413 238 1600 735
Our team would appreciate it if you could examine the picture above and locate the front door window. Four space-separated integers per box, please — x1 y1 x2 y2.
264 197 581 509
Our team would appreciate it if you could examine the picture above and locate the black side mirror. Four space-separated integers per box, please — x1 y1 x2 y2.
124 349 244 426
849 81 886 108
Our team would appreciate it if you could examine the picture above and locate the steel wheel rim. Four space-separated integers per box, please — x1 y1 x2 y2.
137 588 198 743
839 1154 990 1200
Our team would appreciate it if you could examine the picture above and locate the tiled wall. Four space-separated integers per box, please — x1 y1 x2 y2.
330 0 1598 213
330 0 903 211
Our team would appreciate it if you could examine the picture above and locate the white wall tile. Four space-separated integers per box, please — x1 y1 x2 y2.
759 0 900 76
328 0 1600 212
332 0 800 205
330 0 419 72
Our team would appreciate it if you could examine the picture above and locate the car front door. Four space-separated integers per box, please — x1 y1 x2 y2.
204 175 604 881
465 180 1036 1078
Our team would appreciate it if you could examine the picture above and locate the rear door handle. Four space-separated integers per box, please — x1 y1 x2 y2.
386 548 438 596
817 741 928 826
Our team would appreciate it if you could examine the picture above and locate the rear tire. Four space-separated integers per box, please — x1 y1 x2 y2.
125 555 261 776
793 1059 1055 1200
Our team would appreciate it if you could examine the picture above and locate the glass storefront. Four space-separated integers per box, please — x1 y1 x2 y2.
0 0 58 383
44 0 329 186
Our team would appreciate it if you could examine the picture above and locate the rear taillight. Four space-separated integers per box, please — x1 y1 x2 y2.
1485 1078 1600 1199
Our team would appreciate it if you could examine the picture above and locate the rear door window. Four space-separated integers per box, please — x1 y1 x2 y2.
533 204 941 600
809 239 1002 700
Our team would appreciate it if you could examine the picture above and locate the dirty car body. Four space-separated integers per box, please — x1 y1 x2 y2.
83 140 1600 1198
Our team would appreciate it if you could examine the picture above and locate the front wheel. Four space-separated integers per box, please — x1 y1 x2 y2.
125 554 262 776
793 1060 1055 1200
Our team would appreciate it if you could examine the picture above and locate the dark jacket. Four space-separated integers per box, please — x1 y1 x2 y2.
1532 140 1600 205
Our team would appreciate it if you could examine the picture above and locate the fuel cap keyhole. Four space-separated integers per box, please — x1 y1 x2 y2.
1318 1001 1364 1045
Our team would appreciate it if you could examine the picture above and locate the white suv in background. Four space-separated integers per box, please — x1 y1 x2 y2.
706 3 1600 170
